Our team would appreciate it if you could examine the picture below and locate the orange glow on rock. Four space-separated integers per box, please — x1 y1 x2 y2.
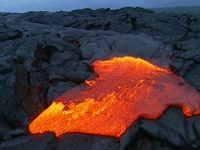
29 56 200 137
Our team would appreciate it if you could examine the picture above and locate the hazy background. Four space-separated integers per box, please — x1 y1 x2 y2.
0 0 200 13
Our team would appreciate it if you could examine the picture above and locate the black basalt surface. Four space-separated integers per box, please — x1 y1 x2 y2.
0 7 200 150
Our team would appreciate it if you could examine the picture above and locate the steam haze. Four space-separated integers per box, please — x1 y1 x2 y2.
0 0 200 13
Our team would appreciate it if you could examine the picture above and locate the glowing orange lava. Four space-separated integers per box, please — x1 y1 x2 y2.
29 56 200 138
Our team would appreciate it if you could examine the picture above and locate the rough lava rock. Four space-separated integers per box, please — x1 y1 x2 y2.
0 133 55 150
56 134 119 150
0 7 200 150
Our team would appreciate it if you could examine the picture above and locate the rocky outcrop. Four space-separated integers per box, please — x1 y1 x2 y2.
0 7 200 150
20 7 187 40
0 133 56 150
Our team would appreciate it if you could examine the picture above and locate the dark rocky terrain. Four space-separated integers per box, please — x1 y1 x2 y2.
0 7 200 150
152 6 200 15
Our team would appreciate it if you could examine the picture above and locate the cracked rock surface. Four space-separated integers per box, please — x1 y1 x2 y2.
0 7 200 150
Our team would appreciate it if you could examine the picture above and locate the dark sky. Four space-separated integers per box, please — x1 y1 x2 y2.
1 0 200 12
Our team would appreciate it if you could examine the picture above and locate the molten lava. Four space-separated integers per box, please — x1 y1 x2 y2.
29 56 200 138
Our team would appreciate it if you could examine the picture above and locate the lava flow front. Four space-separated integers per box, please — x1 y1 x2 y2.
29 56 200 138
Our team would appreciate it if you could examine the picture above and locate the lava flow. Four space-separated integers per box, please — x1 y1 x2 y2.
29 56 200 138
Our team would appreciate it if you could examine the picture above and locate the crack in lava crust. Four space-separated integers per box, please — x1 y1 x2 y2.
29 56 200 138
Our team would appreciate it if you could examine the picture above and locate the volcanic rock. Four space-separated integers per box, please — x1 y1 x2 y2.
0 7 200 150
56 134 119 150
0 133 55 150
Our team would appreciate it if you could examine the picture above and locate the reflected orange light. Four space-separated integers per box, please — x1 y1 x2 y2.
29 56 200 137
